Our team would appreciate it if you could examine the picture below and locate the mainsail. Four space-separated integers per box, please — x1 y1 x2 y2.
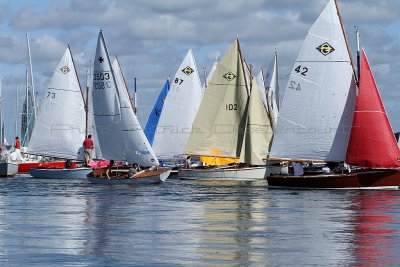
269 0 357 161
346 49 400 168
92 31 158 166
28 47 86 159
144 79 170 145
152 49 203 160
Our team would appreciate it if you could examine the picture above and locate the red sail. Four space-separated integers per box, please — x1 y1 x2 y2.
346 49 400 168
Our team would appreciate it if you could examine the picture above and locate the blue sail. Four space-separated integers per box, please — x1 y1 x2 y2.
144 79 170 145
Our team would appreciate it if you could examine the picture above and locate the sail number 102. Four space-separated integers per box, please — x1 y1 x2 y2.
226 104 238 110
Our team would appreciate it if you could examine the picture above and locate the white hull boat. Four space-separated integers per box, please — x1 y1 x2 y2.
29 167 92 179
179 166 268 181
87 167 171 185
0 162 19 177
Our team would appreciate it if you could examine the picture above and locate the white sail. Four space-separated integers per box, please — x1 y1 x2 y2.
92 31 158 166
204 58 218 89
152 49 203 160
28 47 86 159
255 70 268 110
112 57 159 166
265 54 279 127
269 0 356 161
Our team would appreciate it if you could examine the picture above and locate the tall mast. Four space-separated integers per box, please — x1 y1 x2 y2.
275 49 280 112
236 37 249 95
116 56 136 114
24 69 29 141
134 77 137 114
26 33 36 119
15 77 19 138
334 0 357 78
355 26 361 85
85 62 91 138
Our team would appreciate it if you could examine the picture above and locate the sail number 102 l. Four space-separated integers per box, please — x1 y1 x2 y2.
226 104 238 110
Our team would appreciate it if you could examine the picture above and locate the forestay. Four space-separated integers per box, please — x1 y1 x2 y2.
28 47 86 159
152 49 203 160
269 0 356 162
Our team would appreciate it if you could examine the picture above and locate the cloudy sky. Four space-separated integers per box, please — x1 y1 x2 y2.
0 0 399 142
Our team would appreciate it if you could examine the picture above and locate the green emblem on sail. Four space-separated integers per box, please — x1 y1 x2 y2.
60 65 70 74
316 42 335 56
223 71 236 81
182 66 194 75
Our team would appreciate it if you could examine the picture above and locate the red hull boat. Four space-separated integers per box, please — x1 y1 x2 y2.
18 161 66 173
267 169 400 189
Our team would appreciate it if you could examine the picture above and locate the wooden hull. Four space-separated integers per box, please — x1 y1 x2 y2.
267 169 400 189
18 161 66 173
29 168 92 179
87 168 171 185
179 166 268 181
0 162 19 177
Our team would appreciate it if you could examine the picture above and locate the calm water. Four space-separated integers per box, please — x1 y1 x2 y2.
0 175 399 266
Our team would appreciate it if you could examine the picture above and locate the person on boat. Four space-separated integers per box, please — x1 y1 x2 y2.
128 163 141 178
83 135 94 166
185 156 192 169
65 159 72 169
14 136 25 162
106 159 115 179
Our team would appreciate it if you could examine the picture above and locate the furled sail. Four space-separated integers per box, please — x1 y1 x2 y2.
265 53 279 127
269 0 356 161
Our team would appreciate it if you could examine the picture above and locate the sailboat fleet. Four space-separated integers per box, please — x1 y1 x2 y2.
3 0 400 189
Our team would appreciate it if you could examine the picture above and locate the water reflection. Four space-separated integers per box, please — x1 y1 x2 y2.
349 191 400 266
0 177 400 266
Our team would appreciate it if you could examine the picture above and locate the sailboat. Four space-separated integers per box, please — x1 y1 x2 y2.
87 30 171 184
0 81 19 177
28 46 92 179
180 38 273 180
151 49 203 162
144 79 170 145
266 0 400 189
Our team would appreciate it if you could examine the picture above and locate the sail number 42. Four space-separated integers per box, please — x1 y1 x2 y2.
288 81 301 91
